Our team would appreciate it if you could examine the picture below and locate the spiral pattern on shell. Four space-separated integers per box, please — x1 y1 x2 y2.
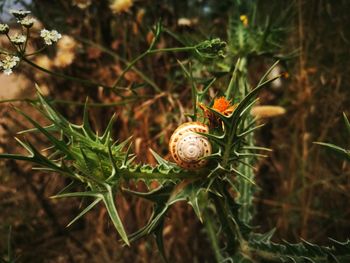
169 122 212 169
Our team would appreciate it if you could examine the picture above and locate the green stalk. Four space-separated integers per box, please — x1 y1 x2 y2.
0 97 143 106
24 46 47 57
77 38 161 92
233 56 255 224
203 209 224 263
210 190 240 254
21 57 126 92
111 46 196 90
225 57 247 102
225 58 242 100
118 168 203 181
222 57 249 168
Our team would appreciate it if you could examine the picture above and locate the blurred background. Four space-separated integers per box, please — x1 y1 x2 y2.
0 0 349 262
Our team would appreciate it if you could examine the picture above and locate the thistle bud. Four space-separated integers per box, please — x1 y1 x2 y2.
195 38 226 59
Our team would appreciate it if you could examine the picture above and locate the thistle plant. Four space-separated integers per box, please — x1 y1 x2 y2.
1 63 349 262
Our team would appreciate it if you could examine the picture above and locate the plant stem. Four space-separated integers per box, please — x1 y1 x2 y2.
23 27 30 52
233 56 255 224
225 58 241 100
5 33 20 52
118 168 204 181
77 38 161 92
24 46 47 57
21 57 126 93
0 47 13 55
189 62 197 120
0 97 143 106
111 46 196 90
225 57 247 102
209 180 244 255
203 209 224 263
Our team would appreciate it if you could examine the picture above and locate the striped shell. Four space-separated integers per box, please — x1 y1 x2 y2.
169 122 212 170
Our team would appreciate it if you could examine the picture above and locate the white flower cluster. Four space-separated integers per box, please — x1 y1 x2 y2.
18 17 36 28
40 29 62 45
10 34 26 45
0 56 20 75
9 9 31 19
0 23 9 34
9 9 36 28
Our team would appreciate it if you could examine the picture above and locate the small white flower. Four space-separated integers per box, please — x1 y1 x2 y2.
40 29 62 45
10 9 31 19
0 56 20 75
18 17 36 28
3 68 13 75
10 34 26 45
0 23 9 34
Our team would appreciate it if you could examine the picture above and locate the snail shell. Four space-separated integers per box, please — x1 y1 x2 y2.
169 122 212 170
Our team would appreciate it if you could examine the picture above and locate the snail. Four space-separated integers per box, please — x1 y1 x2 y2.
169 122 212 170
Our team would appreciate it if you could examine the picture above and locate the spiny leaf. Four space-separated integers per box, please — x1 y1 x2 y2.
14 107 73 159
248 236 350 263
230 166 256 185
100 113 117 143
67 198 102 227
237 123 265 137
82 98 95 139
343 113 350 135
129 205 168 243
35 86 69 127
102 187 129 245
51 191 101 199
154 221 169 263
122 183 174 203
149 148 177 168
257 60 280 87
313 142 350 161
250 228 276 243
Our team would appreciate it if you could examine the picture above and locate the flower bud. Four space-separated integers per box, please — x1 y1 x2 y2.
10 9 31 19
195 38 226 59
19 17 35 28
10 34 26 45
0 24 9 34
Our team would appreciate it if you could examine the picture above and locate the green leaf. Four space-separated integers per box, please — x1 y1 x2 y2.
248 235 350 263
100 113 117 143
343 113 350 135
14 107 73 159
102 187 129 246
51 191 101 199
153 221 169 263
250 228 276 243
67 198 102 227
129 204 168 243
314 142 350 161
149 148 177 168
230 166 256 186
123 183 174 203
82 98 96 139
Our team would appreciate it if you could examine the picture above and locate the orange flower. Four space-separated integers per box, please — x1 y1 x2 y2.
198 97 237 129
212 97 231 113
